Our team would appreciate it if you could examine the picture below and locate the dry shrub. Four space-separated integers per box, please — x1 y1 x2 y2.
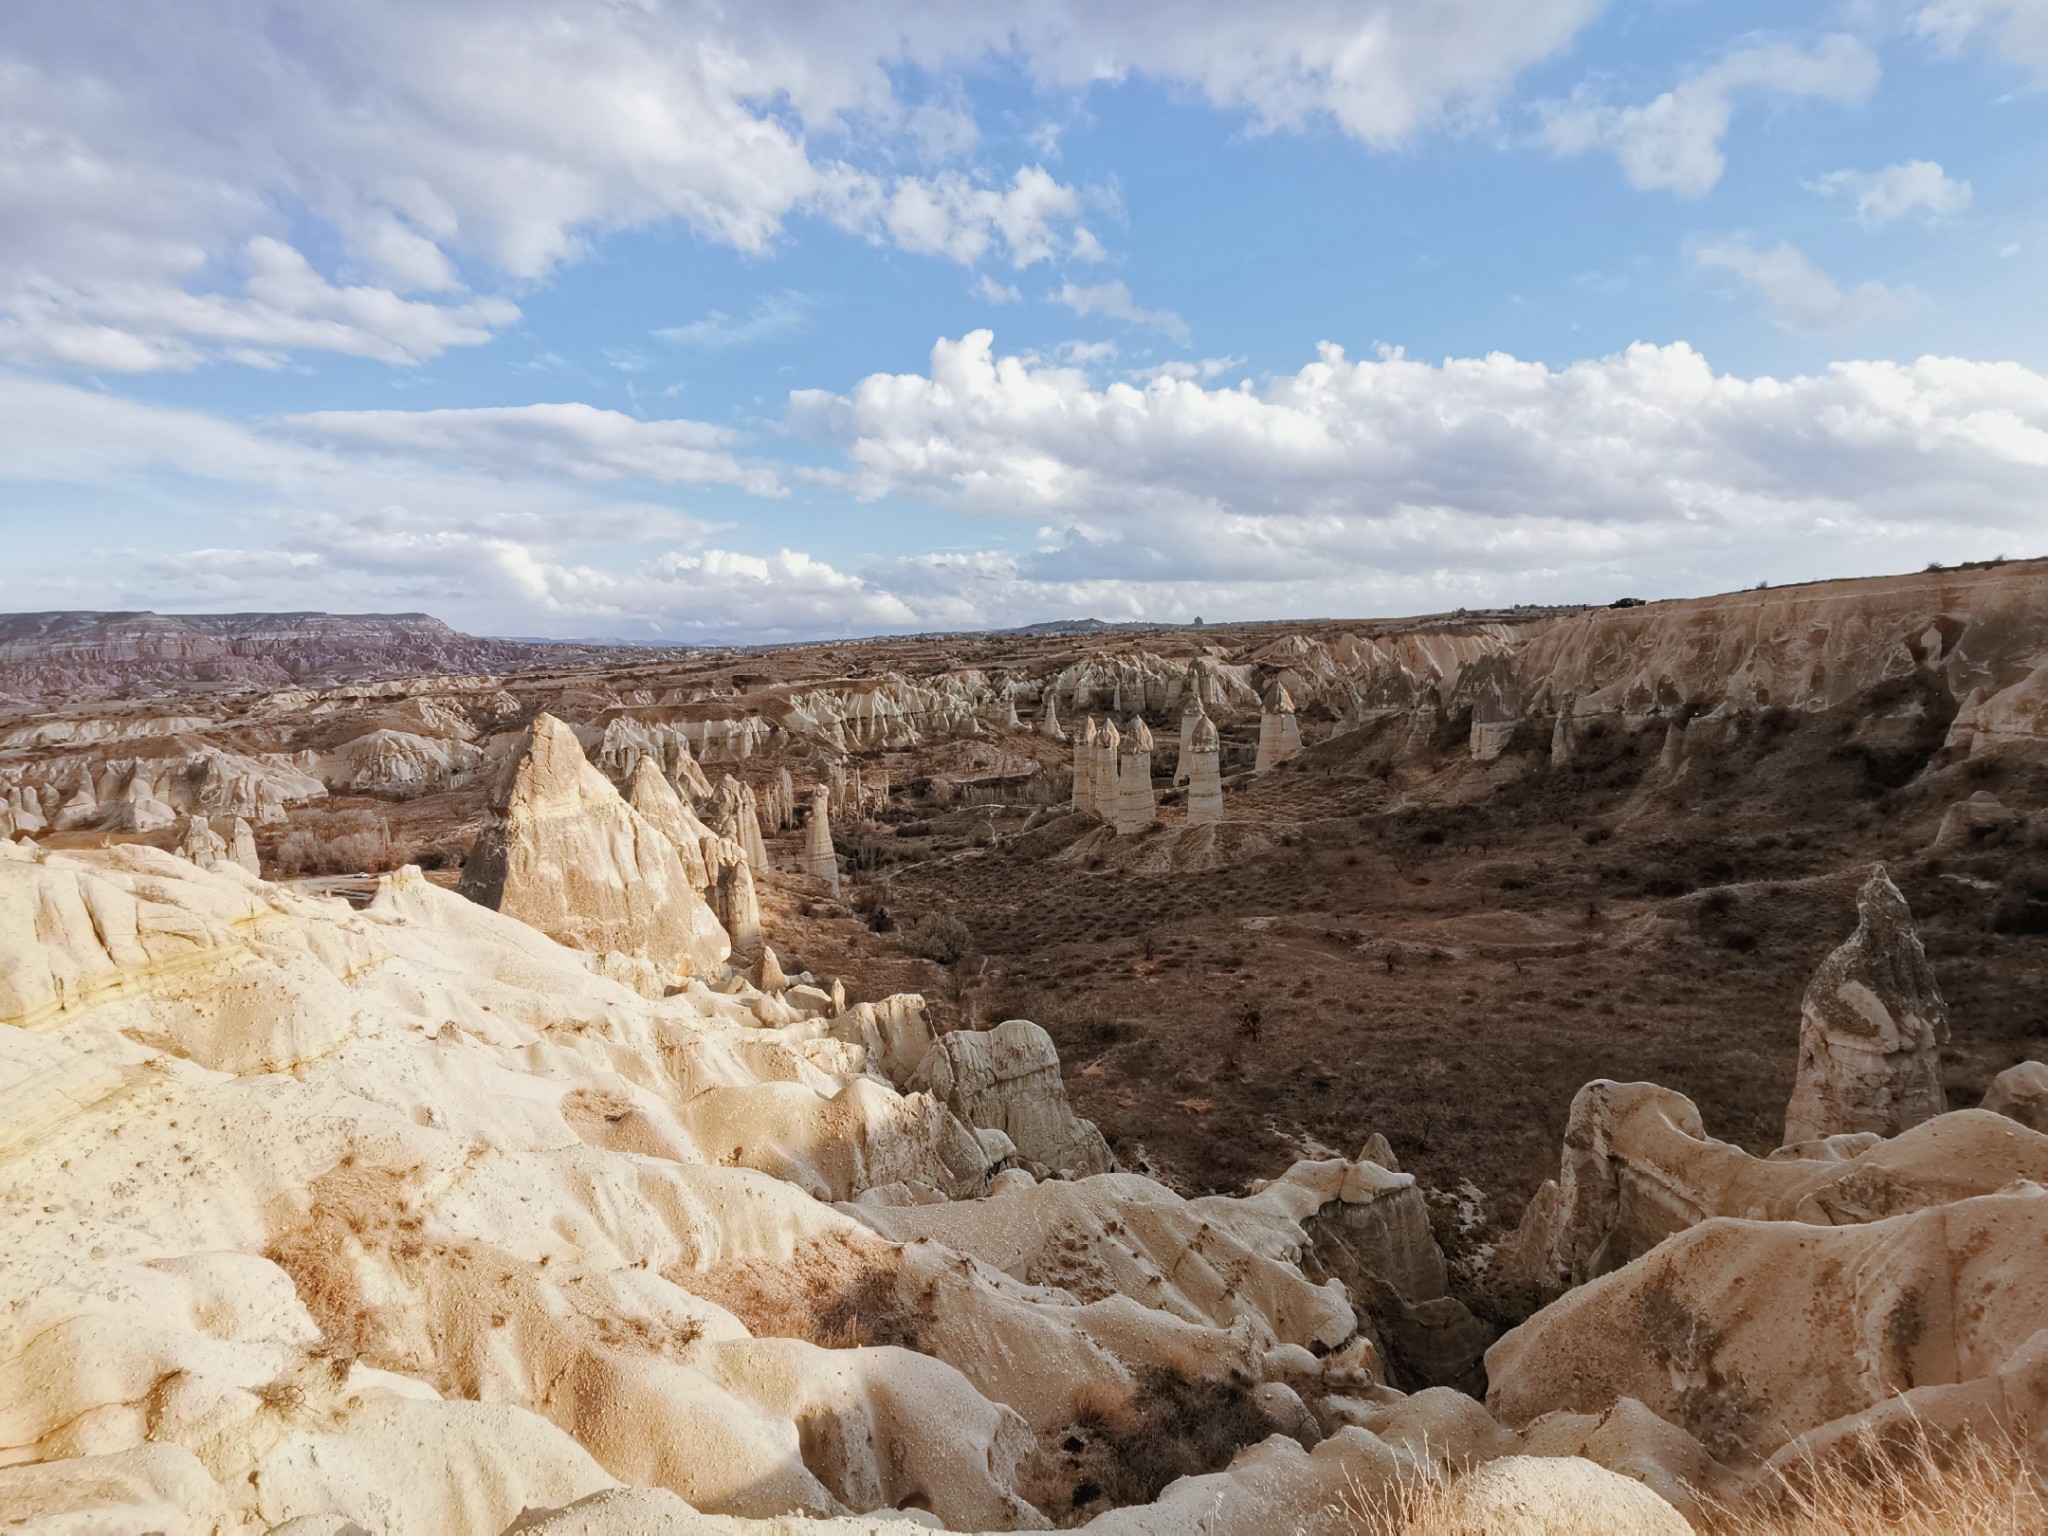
270 810 403 876
1049 1366 1302 1518
263 1155 423 1374
903 910 973 964
680 1232 935 1351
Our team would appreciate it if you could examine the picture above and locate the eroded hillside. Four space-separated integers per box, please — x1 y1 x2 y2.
3 561 2047 1533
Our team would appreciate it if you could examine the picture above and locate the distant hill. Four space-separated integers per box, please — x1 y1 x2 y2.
0 610 680 702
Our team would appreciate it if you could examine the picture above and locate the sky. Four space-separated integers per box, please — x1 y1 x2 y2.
2 1 2046 641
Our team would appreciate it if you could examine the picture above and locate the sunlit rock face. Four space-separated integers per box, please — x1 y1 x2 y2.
457 712 730 989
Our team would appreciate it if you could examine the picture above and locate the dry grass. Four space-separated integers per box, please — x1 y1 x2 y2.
679 1231 936 1351
1307 1428 2046 1534
1708 1427 2048 1536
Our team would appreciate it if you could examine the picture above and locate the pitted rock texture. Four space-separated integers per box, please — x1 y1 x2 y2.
1783 867 1949 1146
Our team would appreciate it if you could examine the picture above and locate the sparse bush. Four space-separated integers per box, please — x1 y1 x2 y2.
269 811 401 876
904 910 973 964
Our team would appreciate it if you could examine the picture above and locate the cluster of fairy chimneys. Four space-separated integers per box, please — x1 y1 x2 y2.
1068 685 1299 834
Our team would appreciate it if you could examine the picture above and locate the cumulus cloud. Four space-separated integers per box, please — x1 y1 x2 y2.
1052 282 1191 340
0 1 1605 372
789 329 2048 604
1541 34 1880 197
17 321 2048 638
1811 160 1974 226
1694 239 1915 332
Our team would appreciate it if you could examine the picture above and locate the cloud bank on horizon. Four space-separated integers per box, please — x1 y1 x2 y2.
3 0 2045 640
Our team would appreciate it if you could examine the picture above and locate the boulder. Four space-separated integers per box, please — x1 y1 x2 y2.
1434 1456 1690 1536
1783 866 1948 1146
1933 789 2019 849
1983 1059 2048 1132
1504 1080 2048 1299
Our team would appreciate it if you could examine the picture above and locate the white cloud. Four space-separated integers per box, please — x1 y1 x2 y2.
787 330 2048 606
19 319 2048 637
1541 34 1880 197
1052 281 1191 340
844 166 1085 269
0 1 1606 372
0 237 520 373
1694 238 1915 332
973 275 1023 304
1914 0 2048 78
282 403 786 495
1129 356 1248 383
1811 160 1974 226
654 292 814 351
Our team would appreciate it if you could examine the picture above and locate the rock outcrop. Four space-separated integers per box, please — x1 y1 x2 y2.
1932 789 2020 849
1071 717 1100 816
1489 1188 2048 1466
907 1019 1113 1177
1110 717 1155 836
1036 689 1065 740
801 784 841 895
624 755 718 890
457 713 730 987
1184 711 1224 826
706 838 764 953
1254 686 1302 773
1984 1059 2048 1132
705 774 770 872
1504 1080 2048 1299
1783 867 1948 1146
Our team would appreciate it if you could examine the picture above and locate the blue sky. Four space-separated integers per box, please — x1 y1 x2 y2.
2 1 2045 639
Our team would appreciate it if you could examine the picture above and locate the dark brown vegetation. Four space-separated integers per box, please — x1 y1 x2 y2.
868 681 2048 1324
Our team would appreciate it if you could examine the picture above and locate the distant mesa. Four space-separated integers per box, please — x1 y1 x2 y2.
0 610 685 702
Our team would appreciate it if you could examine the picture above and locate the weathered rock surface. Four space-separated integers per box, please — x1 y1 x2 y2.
1488 1188 2048 1465
1783 867 1948 1145
1505 1079 2048 1298
801 783 841 894
1983 1059 2048 1132
908 1019 1113 1177
625 755 719 890
1432 1455 1691 1535
1254 686 1303 773
457 712 730 987
1183 711 1223 826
